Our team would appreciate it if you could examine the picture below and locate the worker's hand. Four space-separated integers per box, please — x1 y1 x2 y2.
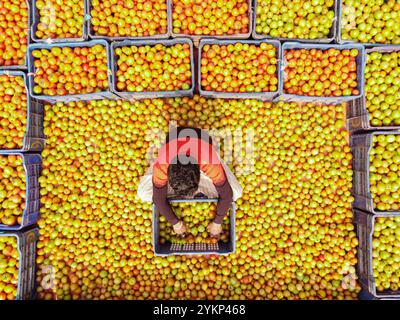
173 221 187 235
207 222 222 237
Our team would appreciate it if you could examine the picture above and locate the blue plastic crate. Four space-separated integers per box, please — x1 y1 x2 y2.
336 1 400 47
0 70 45 153
0 0 30 71
170 0 252 45
351 131 400 215
87 0 171 41
0 228 39 300
353 209 400 298
111 38 195 100
253 0 339 43
31 0 89 43
27 40 116 103
347 46 400 131
153 198 236 256
198 38 281 101
279 42 365 103
0 153 42 231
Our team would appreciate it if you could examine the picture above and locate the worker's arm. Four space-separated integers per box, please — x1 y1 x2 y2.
198 142 233 224
152 153 183 226
153 184 180 226
213 179 234 224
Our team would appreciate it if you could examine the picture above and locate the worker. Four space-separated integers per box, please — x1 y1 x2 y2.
138 126 242 237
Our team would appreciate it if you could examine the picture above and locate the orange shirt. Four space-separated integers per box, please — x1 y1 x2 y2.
153 137 226 188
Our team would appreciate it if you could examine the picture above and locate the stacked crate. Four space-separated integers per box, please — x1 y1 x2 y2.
0 228 39 300
351 99 400 300
27 0 197 102
0 72 42 300
0 1 42 300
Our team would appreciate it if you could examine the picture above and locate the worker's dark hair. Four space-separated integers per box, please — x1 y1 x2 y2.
168 156 200 196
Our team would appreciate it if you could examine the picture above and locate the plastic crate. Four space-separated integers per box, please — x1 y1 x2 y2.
111 38 195 100
0 228 39 300
353 209 400 298
252 0 339 43
0 71 45 153
351 131 400 215
31 0 89 43
27 40 116 103
0 0 30 70
153 198 236 256
337 2 400 46
198 39 280 100
87 0 171 41
279 42 365 103
347 97 400 132
170 0 252 46
0 153 42 231
347 46 400 131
